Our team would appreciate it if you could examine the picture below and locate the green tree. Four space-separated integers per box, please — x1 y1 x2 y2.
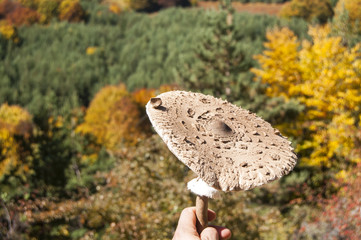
175 9 304 123
175 7 248 102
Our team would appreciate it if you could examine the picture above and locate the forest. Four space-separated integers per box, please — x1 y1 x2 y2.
0 0 361 239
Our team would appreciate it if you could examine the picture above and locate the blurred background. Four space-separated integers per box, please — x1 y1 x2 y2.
0 0 360 239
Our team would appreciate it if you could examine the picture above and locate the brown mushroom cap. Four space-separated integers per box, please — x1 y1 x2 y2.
146 91 297 191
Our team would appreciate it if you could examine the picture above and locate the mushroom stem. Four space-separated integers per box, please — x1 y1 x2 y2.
195 195 208 234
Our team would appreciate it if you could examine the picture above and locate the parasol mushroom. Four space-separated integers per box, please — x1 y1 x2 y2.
146 91 297 233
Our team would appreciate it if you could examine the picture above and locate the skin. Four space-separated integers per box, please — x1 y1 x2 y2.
173 207 232 240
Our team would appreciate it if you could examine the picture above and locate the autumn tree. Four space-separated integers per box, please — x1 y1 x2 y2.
76 85 143 153
280 0 333 24
0 0 39 26
0 0 18 18
6 5 39 26
36 0 61 23
0 104 33 183
253 25 361 170
0 20 19 43
58 0 85 22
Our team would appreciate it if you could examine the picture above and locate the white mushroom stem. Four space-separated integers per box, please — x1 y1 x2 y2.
187 178 220 198
187 178 220 234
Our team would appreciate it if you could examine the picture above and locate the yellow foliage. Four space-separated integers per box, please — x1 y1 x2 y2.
335 169 346 180
76 84 142 152
0 103 32 134
76 84 178 154
36 0 61 23
0 104 33 181
158 84 179 93
252 27 301 100
109 3 121 14
16 0 61 23
280 0 333 23
253 25 361 169
0 21 19 43
0 21 15 40
132 88 156 108
104 0 131 13
58 0 85 22
47 115 64 136
131 85 179 108
128 0 149 10
335 0 361 32
86 46 98 55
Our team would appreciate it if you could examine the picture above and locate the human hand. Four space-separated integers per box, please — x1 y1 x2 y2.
173 207 232 240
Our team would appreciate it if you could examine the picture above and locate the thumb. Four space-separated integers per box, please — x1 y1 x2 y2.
200 227 219 240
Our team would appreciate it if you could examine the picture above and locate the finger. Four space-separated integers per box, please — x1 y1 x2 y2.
210 225 232 240
178 207 197 227
207 209 216 222
200 227 219 240
178 207 216 226
174 208 199 239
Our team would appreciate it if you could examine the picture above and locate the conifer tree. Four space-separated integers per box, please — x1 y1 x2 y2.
174 6 302 123
175 3 248 103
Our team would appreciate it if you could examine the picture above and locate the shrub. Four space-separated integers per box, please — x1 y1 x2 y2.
0 0 16 18
300 164 361 239
0 0 39 26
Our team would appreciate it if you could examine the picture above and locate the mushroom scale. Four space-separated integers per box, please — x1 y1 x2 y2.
146 91 297 192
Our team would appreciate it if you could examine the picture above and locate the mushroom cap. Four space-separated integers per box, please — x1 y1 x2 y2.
146 91 297 191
